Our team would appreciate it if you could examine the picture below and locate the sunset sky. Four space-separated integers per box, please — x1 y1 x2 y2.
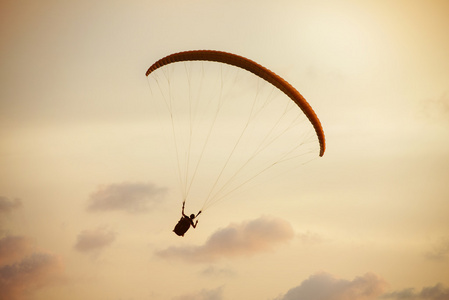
1 1 449 299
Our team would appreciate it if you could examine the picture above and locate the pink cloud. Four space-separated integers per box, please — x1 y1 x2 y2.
74 227 116 253
157 216 294 263
0 197 22 214
0 252 63 300
0 235 32 265
87 182 166 213
275 272 387 300
383 283 449 300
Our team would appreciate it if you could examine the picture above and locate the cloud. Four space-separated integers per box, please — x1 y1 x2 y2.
157 216 294 263
0 235 32 265
275 272 387 300
0 197 22 214
87 182 166 214
297 231 325 245
199 266 236 278
173 286 224 300
0 252 63 300
382 283 449 300
74 227 116 253
425 236 449 261
418 92 449 122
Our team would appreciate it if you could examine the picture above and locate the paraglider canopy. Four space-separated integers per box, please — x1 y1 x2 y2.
146 50 325 157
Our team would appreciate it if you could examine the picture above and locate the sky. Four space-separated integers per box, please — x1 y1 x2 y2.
1 0 449 299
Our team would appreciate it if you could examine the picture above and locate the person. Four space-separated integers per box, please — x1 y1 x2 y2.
173 201 201 237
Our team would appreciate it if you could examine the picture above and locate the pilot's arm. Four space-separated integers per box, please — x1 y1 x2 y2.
182 201 188 218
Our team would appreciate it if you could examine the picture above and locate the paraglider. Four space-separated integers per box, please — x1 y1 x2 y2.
146 50 325 235
173 201 201 237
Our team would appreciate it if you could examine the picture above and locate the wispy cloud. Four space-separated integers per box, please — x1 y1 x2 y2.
0 252 63 300
87 182 166 214
275 272 387 300
382 283 449 300
157 216 294 263
0 197 22 214
199 266 236 278
425 236 449 261
297 231 325 245
173 286 223 300
74 227 116 254
418 92 449 122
